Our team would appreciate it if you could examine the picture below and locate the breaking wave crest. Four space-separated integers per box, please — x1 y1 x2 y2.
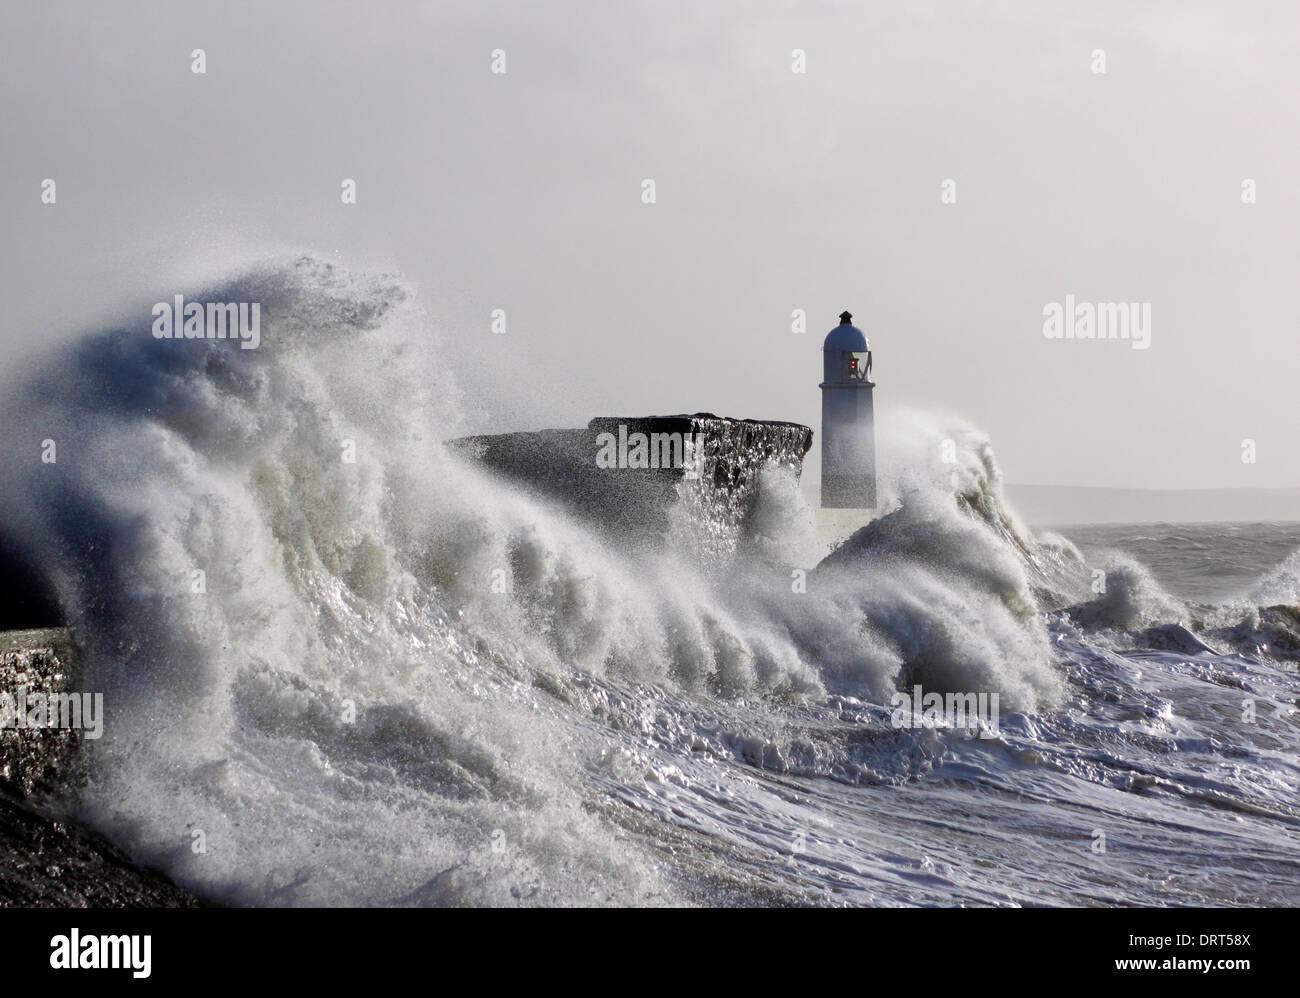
1 256 1295 906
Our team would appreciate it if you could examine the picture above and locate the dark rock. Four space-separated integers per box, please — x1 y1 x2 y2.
0 532 62 629
448 414 812 557
0 629 204 908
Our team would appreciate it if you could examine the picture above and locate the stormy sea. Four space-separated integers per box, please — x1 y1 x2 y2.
1 257 1297 907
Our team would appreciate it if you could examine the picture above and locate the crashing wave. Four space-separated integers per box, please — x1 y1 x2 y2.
4 254 1292 906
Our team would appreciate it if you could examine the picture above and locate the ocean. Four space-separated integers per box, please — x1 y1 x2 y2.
1055 522 1300 606
0 256 1297 907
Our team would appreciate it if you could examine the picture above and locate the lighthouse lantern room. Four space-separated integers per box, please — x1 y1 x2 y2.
820 310 876 509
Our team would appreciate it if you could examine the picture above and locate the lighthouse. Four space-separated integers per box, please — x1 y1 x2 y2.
820 310 876 509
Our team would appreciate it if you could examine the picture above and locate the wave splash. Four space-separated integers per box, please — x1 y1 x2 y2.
2 256 1296 905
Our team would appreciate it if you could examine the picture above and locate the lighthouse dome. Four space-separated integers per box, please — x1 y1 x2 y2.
823 311 868 352
821 310 872 384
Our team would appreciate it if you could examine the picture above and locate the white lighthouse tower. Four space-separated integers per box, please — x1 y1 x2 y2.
820 310 876 509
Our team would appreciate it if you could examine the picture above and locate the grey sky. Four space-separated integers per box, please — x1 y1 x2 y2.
3 0 1297 491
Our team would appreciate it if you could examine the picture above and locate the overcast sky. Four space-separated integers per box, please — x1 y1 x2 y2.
3 0 1297 490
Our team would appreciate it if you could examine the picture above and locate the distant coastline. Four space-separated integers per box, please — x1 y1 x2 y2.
1006 484 1300 526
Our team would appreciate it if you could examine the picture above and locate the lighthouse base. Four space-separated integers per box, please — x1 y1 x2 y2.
821 474 875 510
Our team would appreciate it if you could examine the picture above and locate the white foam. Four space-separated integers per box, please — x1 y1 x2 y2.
1 255 1204 905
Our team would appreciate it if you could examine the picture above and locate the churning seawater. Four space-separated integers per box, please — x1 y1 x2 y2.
1 257 1296 906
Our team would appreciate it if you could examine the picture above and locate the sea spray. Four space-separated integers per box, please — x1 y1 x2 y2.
5 256 1287 906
